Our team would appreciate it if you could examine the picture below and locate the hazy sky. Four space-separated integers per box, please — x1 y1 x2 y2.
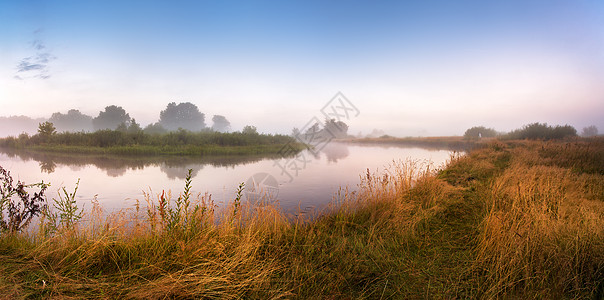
1 0 603 136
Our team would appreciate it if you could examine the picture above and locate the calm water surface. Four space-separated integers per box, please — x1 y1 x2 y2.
0 143 455 213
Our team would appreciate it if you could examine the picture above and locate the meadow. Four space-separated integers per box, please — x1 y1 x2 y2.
0 137 602 298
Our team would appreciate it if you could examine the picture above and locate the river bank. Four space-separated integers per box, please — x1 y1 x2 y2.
0 129 304 156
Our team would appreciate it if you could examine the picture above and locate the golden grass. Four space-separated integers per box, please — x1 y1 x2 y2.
476 141 604 297
1 137 603 298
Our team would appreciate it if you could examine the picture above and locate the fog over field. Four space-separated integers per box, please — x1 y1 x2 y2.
1 1 603 137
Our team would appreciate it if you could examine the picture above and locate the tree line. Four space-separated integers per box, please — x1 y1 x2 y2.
55 102 232 133
0 122 294 151
0 102 305 152
1 102 232 136
291 118 350 140
464 123 599 140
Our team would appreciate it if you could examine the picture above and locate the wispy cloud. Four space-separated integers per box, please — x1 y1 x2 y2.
15 33 56 80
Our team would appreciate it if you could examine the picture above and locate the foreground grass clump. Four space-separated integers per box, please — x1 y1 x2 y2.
474 140 604 297
1 138 603 298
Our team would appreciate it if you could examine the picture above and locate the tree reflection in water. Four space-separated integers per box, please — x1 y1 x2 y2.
0 148 289 179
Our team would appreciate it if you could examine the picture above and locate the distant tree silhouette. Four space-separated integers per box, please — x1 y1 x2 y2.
159 102 205 131
297 119 350 142
49 109 93 132
242 125 258 135
551 125 577 139
211 115 231 132
506 123 577 140
582 125 598 137
93 105 131 131
143 122 167 134
464 126 497 139
0 116 44 136
304 122 321 136
324 118 349 138
116 122 128 132
128 119 142 133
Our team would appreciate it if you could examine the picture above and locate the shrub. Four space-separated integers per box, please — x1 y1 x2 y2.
464 126 497 139
0 165 49 233
41 179 83 235
506 122 577 140
582 125 598 137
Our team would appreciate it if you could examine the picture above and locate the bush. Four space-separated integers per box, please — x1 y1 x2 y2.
464 126 497 139
506 123 577 140
0 165 49 233
582 125 598 137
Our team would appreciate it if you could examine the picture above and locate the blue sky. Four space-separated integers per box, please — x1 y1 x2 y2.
1 0 603 136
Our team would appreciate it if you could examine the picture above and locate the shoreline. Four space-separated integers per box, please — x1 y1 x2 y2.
0 143 305 157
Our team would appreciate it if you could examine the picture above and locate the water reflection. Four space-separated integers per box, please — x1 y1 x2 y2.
39 160 56 173
0 148 286 179
161 163 203 180
0 143 456 211
321 143 350 163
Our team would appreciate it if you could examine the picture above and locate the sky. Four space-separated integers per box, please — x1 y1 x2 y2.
1 0 603 136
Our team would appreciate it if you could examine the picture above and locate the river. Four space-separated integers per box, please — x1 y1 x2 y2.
0 143 456 214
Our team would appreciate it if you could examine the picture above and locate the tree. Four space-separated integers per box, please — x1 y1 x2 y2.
48 109 93 132
116 122 128 132
93 105 131 131
582 125 598 137
128 118 142 133
551 125 577 139
305 122 321 136
0 115 44 137
211 115 231 132
37 121 56 136
159 102 205 131
143 122 167 134
324 118 349 138
464 126 497 139
507 123 577 140
242 125 258 135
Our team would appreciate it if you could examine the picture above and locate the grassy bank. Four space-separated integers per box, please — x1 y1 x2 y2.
1 138 603 298
0 129 303 156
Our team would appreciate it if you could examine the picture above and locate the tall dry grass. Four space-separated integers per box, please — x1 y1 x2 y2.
476 140 604 298
0 158 439 298
1 138 603 298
